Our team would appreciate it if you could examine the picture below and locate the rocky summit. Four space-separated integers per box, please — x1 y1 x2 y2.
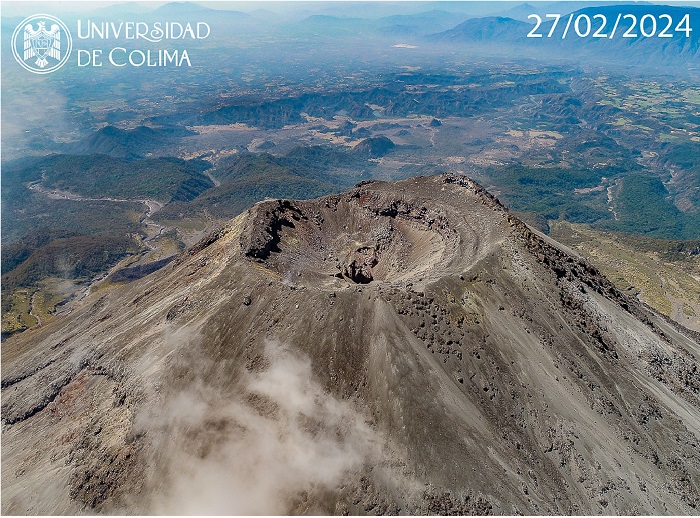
2 175 699 514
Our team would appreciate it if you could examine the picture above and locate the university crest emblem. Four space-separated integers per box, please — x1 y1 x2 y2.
12 14 72 74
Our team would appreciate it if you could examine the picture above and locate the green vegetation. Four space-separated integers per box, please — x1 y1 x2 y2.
2 228 80 274
487 164 611 224
161 173 346 221
2 196 144 245
1 154 213 245
603 175 700 239
1 233 137 338
1 284 66 338
154 142 400 222
1 289 35 337
35 155 213 201
2 234 135 290
664 141 700 171
79 125 196 158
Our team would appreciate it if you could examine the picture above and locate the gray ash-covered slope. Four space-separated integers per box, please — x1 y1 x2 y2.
2 175 700 514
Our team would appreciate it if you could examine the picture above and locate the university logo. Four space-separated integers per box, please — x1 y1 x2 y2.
12 14 72 74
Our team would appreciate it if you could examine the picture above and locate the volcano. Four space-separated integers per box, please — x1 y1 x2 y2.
2 175 699 514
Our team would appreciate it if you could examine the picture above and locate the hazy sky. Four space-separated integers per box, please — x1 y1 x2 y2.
2 0 699 17
0 0 520 16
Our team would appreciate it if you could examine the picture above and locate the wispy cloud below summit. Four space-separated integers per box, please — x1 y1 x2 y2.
146 339 381 515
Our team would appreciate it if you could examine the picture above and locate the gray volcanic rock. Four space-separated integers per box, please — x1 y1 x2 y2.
2 175 699 514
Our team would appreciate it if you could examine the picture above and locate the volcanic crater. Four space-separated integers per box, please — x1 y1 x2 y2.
2 175 699 515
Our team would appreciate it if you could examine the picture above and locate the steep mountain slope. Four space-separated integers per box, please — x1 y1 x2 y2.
2 175 699 514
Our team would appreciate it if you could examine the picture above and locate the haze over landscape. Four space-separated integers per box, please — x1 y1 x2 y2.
2 0 700 514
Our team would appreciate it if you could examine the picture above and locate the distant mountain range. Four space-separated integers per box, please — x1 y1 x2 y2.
3 1 695 69
492 1 640 22
429 16 529 42
427 4 700 70
377 10 471 35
